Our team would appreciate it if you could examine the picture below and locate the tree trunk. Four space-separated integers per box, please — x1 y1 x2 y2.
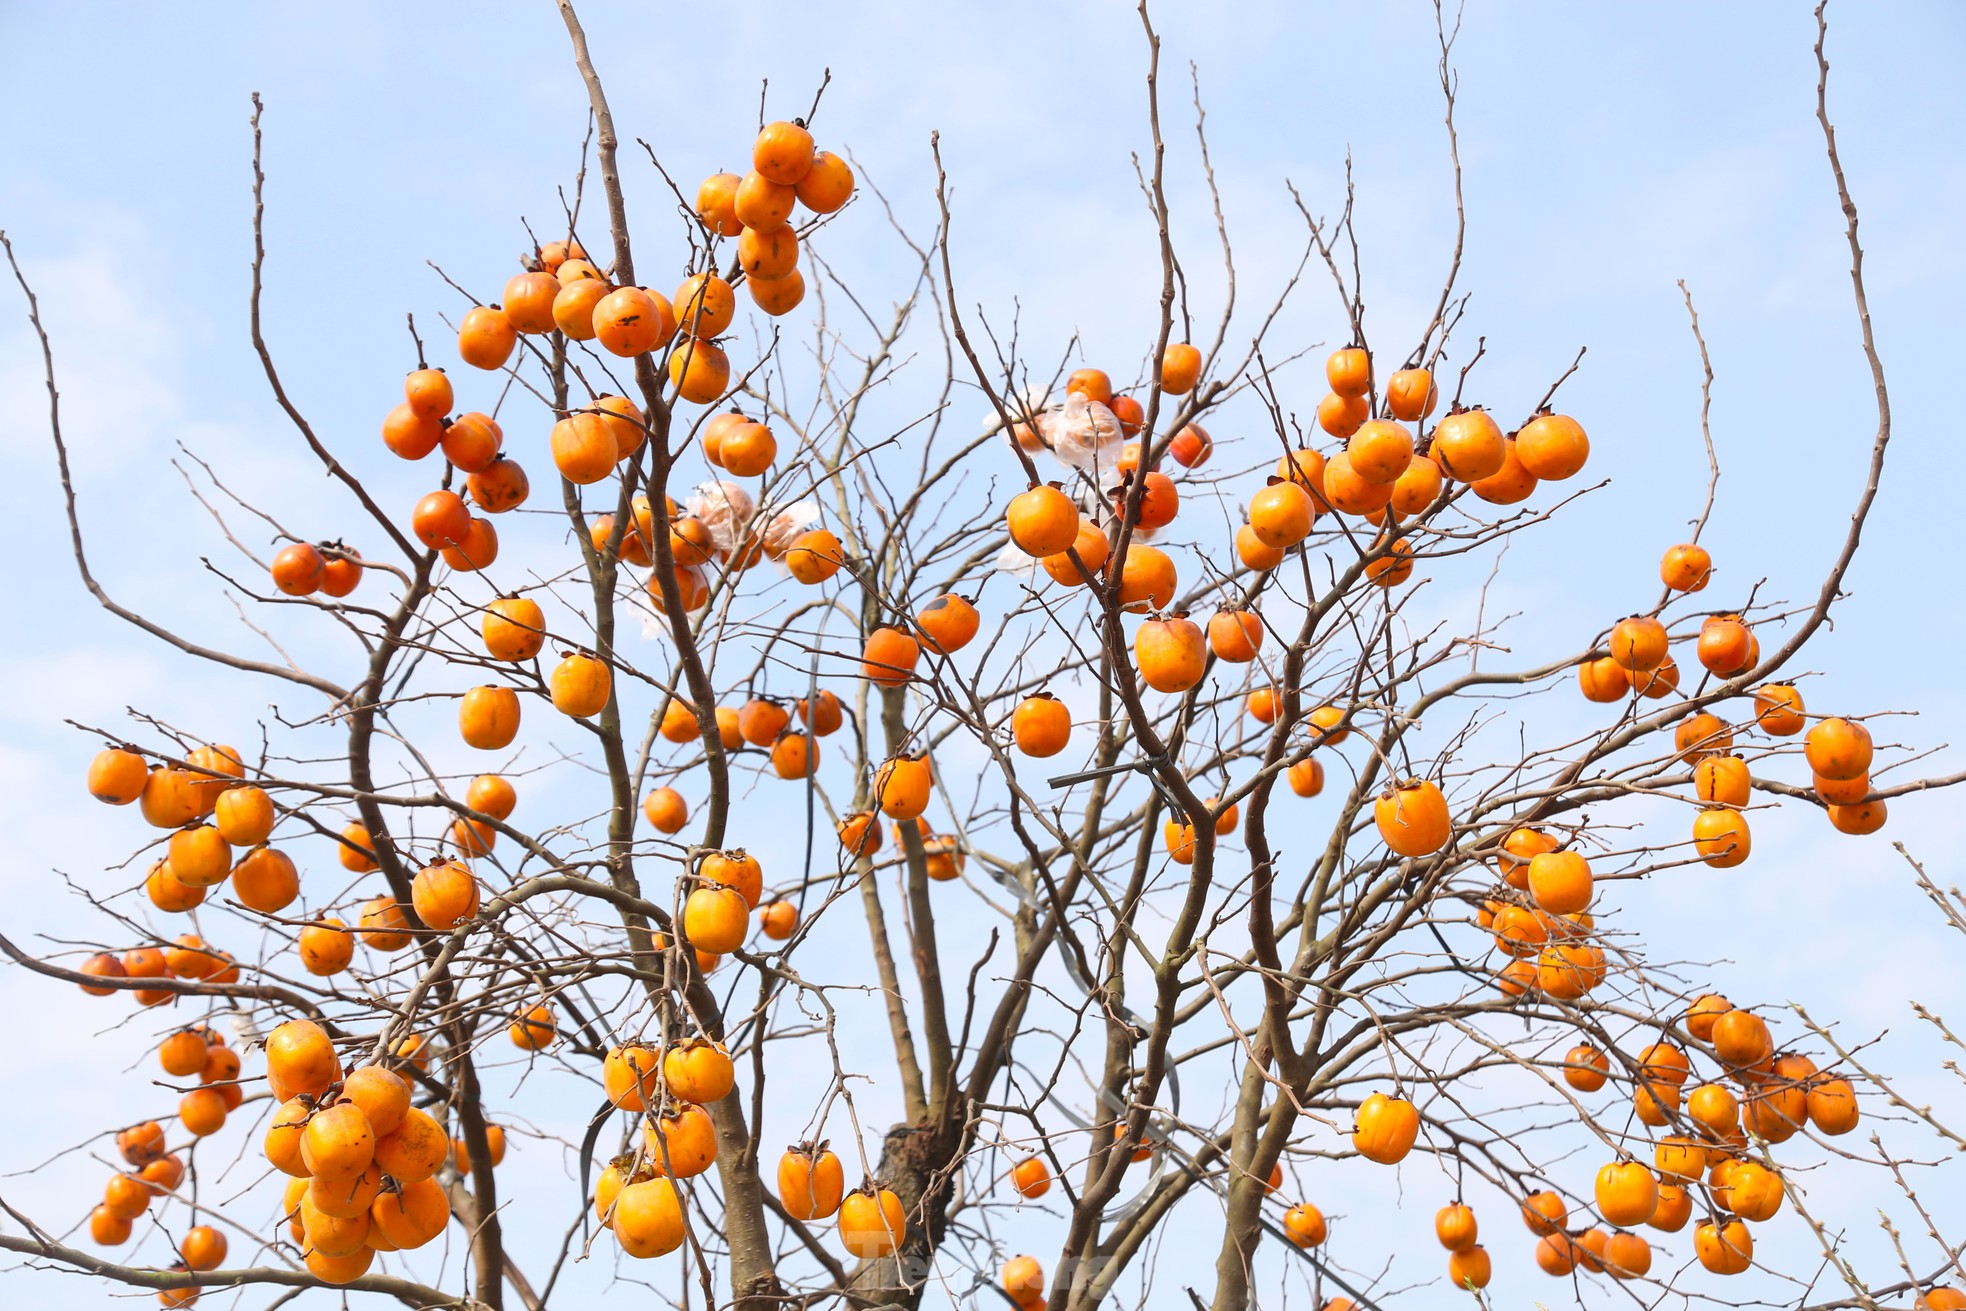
845 1117 964 1308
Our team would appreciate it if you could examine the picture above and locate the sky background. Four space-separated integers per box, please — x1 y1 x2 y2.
4 1 1966 1308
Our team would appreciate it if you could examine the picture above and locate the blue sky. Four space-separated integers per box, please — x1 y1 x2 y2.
4 2 1965 1308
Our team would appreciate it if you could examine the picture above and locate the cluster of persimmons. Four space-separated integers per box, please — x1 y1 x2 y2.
80 748 465 1286
1407 544 1890 1288
964 339 1907 1300
69 114 915 1288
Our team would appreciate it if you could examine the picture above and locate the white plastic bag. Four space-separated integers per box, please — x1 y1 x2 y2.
687 480 755 555
1039 393 1123 474
994 539 1042 579
980 383 1053 438
761 500 822 564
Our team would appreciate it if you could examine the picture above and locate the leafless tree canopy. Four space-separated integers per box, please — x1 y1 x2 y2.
2 3 1960 1310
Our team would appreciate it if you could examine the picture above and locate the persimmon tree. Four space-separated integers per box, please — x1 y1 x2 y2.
3 3 1962 1310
